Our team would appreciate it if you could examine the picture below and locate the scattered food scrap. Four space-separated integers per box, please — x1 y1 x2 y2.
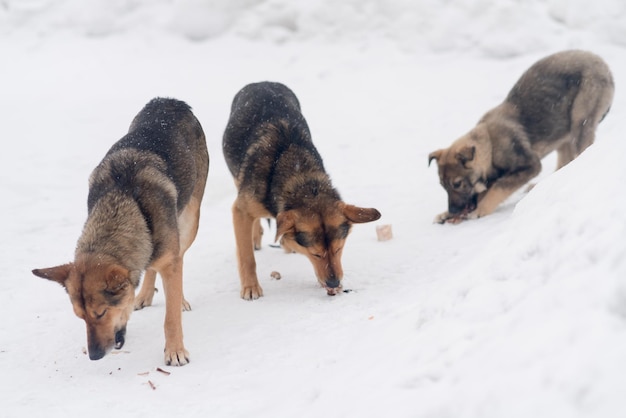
376 224 393 241
156 367 171 376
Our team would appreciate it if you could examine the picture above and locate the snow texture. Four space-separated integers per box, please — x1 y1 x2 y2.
1 1 625 417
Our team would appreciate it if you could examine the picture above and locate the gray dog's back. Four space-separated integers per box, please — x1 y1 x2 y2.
495 50 614 154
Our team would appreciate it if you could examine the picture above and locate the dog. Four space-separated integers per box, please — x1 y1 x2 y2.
428 50 614 224
32 98 209 366
222 81 381 300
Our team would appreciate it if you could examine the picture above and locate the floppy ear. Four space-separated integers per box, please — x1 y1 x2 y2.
32 263 73 287
456 145 475 167
275 210 296 242
105 265 131 294
428 150 443 167
341 203 381 224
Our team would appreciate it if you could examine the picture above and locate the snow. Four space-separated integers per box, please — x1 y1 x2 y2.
2 1 626 417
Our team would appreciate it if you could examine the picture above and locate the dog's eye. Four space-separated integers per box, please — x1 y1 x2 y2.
452 179 463 189
94 309 108 320
312 253 322 259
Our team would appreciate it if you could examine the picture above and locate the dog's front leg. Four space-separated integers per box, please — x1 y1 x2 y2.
469 186 512 219
159 256 189 366
232 203 264 300
470 166 540 219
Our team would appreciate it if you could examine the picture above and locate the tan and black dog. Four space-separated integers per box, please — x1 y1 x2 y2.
429 50 614 223
32 98 209 366
223 81 381 300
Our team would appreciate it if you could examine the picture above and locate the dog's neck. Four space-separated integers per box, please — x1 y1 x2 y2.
279 172 341 212
76 193 152 281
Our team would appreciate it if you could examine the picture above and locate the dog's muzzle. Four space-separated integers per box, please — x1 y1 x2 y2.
87 325 127 361
88 346 106 361
325 278 342 296
449 193 478 215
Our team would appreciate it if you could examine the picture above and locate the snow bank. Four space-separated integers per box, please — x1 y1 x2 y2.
435 132 626 414
3 0 626 55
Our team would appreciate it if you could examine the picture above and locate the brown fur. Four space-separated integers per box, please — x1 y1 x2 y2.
429 50 614 224
32 98 208 366
223 82 381 299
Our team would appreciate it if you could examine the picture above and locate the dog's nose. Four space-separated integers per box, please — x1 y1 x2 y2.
325 278 341 289
88 345 106 361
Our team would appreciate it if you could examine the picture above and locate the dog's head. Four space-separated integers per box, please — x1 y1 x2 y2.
428 128 489 215
32 257 135 360
275 202 381 294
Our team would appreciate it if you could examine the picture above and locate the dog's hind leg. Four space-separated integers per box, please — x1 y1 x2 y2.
252 218 263 250
563 107 597 170
561 75 614 169
556 141 577 170
176 196 203 311
135 269 157 310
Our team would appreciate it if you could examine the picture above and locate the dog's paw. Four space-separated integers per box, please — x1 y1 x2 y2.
134 287 157 310
434 211 452 224
164 346 190 367
445 216 465 224
182 298 192 312
241 284 264 300
134 297 152 311
525 183 537 193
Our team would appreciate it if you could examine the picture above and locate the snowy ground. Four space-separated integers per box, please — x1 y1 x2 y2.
1 1 626 417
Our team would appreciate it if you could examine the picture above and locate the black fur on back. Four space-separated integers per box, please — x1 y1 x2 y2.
223 82 340 217
89 98 204 213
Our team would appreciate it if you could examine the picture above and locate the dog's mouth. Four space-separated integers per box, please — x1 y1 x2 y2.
114 326 126 350
465 198 477 214
450 194 478 215
324 278 343 296
326 287 342 296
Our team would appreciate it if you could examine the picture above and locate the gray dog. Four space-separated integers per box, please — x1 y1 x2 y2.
429 50 614 223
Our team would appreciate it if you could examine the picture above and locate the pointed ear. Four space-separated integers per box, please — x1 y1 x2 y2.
32 264 73 287
105 265 131 294
456 145 475 167
340 203 381 224
428 150 443 167
275 210 296 242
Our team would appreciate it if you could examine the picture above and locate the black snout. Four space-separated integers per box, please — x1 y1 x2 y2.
88 345 106 361
87 325 126 361
448 193 477 215
325 278 341 289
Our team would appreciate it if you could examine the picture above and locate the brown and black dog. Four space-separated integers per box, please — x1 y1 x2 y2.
32 98 209 366
429 50 614 224
223 81 381 299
